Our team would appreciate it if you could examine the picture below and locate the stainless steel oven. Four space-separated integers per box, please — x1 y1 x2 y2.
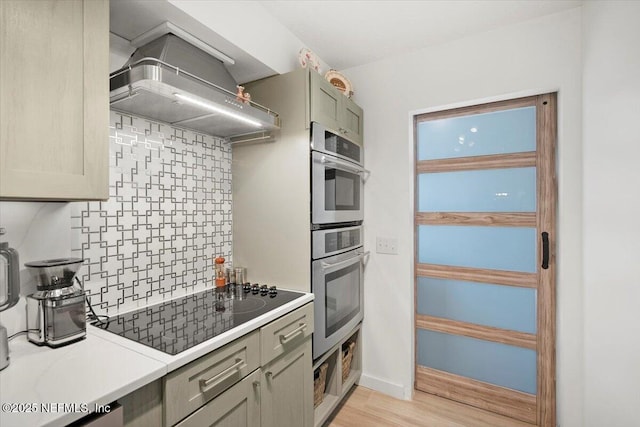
311 122 366 226
312 225 366 358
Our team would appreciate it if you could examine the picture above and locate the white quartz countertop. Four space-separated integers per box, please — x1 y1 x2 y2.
0 334 166 427
0 290 313 427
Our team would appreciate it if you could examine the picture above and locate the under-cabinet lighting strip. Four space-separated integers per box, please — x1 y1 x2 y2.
173 93 262 128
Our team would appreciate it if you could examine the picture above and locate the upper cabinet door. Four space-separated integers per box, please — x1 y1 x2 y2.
340 97 364 145
309 71 342 132
309 71 364 145
0 0 109 201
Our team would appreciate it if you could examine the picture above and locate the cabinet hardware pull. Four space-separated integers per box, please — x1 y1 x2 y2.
199 358 246 393
279 323 307 344
266 371 273 378
541 232 550 270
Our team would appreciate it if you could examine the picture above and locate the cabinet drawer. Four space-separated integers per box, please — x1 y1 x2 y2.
175 369 261 427
260 303 314 365
164 330 260 426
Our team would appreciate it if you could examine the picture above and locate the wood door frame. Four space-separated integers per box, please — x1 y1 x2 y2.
413 93 557 426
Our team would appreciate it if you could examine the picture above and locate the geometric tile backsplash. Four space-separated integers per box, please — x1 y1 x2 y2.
71 111 232 314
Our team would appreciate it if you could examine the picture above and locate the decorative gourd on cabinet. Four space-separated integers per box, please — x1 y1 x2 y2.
0 0 109 200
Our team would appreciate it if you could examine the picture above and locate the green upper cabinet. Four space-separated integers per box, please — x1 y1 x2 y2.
309 71 363 145
341 96 364 144
0 0 109 201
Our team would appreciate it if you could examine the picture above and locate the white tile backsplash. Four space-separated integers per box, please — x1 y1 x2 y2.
1 110 233 335
71 111 233 315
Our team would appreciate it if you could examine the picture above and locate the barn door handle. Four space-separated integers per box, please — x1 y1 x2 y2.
541 232 549 270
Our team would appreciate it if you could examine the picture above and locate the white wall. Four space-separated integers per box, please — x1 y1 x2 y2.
342 8 584 426
582 2 640 426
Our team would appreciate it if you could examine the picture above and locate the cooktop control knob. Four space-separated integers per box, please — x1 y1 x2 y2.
243 283 251 293
268 286 277 297
251 284 260 294
260 285 269 296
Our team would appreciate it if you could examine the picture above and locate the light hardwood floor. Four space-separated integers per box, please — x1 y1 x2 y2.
326 386 533 427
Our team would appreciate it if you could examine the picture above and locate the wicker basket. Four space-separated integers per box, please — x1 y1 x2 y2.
342 341 356 382
313 362 328 408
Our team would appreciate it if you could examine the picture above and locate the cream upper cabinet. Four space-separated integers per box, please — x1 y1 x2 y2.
309 71 363 144
0 0 109 201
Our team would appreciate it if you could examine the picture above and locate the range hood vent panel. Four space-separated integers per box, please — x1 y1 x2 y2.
110 34 279 138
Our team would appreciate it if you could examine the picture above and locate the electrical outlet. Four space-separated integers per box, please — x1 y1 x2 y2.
376 237 398 255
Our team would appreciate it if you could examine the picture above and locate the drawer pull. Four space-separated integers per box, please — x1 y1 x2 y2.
199 358 246 393
279 323 307 344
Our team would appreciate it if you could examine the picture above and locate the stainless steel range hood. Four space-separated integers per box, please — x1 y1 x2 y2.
110 34 280 138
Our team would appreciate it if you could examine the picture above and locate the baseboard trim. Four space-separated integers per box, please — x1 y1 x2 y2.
357 373 409 400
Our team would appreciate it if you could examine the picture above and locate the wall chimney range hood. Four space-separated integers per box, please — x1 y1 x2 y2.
110 33 280 139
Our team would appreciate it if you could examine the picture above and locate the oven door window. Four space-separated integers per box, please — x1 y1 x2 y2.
323 131 361 164
325 168 361 211
325 262 361 336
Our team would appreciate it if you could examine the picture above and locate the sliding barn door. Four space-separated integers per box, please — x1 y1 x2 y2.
414 94 556 426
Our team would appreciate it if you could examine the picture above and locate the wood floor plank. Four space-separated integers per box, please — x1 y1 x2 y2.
326 386 533 427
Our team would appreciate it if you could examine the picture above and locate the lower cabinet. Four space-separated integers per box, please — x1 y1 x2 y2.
175 370 261 427
119 379 163 427
261 338 313 427
174 338 313 427
122 303 315 427
163 331 261 426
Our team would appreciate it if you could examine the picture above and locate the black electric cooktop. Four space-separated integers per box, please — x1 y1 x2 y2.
93 285 304 355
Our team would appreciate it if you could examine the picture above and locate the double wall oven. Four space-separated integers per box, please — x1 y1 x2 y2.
311 123 367 359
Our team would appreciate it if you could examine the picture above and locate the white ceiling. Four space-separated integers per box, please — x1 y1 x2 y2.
110 0 583 82
260 0 582 70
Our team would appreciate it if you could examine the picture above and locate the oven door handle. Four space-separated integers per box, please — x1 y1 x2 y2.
320 155 370 177
321 251 370 270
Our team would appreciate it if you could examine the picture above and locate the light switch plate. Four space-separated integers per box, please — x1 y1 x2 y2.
376 237 398 255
